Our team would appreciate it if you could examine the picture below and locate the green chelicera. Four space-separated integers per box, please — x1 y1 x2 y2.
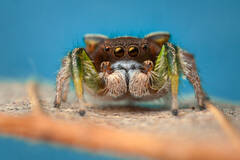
54 32 208 116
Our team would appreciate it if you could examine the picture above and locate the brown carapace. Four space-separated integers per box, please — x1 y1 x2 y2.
54 32 209 116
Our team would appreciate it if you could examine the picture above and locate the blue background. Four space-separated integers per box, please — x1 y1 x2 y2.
0 0 240 101
0 136 132 160
0 0 240 159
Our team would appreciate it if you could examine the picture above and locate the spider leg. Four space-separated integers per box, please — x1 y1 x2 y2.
152 44 178 115
177 46 208 110
71 48 101 116
70 48 87 115
54 55 71 108
165 43 180 115
62 78 70 102
71 48 84 100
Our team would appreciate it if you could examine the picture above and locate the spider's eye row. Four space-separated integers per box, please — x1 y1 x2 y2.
113 46 139 58
128 46 139 57
114 47 124 57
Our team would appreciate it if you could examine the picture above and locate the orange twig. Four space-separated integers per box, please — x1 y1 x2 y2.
205 101 240 148
0 82 239 160
27 82 44 115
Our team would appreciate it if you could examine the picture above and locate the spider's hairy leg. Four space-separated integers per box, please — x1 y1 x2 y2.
70 48 86 115
165 43 179 116
170 74 179 116
54 54 71 108
71 48 84 100
152 45 170 97
177 47 208 110
62 78 70 102
71 48 101 115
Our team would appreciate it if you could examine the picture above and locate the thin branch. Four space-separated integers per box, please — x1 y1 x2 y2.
206 101 240 148
0 82 239 160
27 81 44 115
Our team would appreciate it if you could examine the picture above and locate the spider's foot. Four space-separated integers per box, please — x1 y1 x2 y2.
78 110 86 116
54 101 60 108
199 97 210 111
171 109 178 116
77 101 94 117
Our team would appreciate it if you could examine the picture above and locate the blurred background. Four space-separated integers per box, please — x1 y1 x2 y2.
1 0 240 102
0 0 240 159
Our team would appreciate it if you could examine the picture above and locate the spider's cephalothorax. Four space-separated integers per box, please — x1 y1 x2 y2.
54 32 208 116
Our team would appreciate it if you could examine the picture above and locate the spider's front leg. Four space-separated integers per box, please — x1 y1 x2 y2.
165 42 209 112
152 44 179 115
54 48 101 116
54 54 71 108
165 43 180 115
176 45 209 110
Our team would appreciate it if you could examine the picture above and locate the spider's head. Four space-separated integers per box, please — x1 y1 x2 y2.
84 32 170 72
83 32 170 98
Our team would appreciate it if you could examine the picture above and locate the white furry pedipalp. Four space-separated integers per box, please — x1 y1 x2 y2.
129 70 150 98
102 70 127 98
100 60 152 98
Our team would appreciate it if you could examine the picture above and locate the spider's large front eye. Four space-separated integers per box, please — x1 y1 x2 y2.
114 47 124 57
128 46 139 57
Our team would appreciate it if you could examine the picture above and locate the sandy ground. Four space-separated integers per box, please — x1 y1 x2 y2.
0 82 240 142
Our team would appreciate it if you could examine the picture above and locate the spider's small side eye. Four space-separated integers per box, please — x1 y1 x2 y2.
114 47 124 57
104 46 110 52
142 44 148 50
128 46 139 57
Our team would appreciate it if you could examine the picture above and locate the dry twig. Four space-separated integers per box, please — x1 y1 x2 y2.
205 101 240 148
0 82 239 160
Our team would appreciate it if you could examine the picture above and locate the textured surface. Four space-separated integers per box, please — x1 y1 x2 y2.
0 82 240 143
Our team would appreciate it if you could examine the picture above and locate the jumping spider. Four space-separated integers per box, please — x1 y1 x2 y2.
54 32 209 116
